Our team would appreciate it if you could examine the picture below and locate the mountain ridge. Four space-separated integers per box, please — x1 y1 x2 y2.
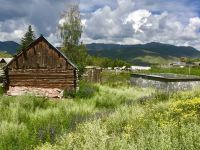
0 40 200 65
86 42 200 65
0 41 20 54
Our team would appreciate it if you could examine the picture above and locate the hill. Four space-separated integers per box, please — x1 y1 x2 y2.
0 51 12 57
1 40 200 65
86 42 200 65
0 41 19 54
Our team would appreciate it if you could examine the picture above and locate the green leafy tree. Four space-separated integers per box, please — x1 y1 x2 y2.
18 25 36 52
59 4 88 74
58 4 131 73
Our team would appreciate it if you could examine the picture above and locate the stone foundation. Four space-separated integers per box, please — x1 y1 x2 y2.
131 73 200 92
131 77 200 91
7 86 64 98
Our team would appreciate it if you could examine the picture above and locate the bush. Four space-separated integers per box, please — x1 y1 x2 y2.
63 89 76 98
63 81 99 99
76 81 99 99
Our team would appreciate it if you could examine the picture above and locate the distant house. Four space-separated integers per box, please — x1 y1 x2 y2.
193 62 200 66
3 35 78 98
0 58 12 65
170 62 186 68
130 66 151 71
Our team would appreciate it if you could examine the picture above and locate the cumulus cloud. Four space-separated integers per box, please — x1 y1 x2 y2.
124 9 152 33
81 0 200 49
1 0 200 49
0 18 30 42
0 0 75 42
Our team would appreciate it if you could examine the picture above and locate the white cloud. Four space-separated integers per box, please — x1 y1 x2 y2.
0 19 29 42
0 30 24 42
80 0 200 49
124 9 152 33
81 19 87 27
1 0 200 50
47 33 61 47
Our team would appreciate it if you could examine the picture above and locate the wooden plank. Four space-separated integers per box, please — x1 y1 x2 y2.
9 83 75 89
9 80 75 84
9 75 74 79
8 68 75 72
8 70 74 74
5 37 77 90
8 73 74 77
8 83 75 87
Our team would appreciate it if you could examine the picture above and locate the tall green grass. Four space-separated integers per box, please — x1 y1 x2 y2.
0 83 152 150
3 70 200 150
37 89 200 150
0 95 95 149
101 70 131 87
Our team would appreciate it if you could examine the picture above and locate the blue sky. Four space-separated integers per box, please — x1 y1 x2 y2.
1 0 200 49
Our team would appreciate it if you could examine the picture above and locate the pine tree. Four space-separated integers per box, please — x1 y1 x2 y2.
18 25 35 52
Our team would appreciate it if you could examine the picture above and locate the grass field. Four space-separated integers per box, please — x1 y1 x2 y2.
0 72 200 150
37 90 200 150
140 67 200 76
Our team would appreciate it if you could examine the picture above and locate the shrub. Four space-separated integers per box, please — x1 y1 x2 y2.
76 81 99 99
63 81 99 99
63 89 76 98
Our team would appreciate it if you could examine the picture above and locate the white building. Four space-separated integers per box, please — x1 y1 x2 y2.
130 66 151 71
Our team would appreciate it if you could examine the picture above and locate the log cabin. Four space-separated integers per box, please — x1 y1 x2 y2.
3 35 78 98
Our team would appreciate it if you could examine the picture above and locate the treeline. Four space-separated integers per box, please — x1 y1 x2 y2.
86 56 131 68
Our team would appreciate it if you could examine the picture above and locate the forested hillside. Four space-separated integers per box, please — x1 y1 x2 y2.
87 42 200 65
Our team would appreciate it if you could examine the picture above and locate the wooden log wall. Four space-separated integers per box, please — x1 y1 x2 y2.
6 40 77 90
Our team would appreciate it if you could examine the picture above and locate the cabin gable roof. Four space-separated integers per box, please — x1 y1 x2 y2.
4 35 78 70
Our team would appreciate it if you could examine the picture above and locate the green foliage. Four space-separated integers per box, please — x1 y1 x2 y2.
141 66 200 76
18 25 36 53
63 81 99 99
63 89 76 98
63 43 88 75
59 5 82 48
87 56 131 68
76 81 99 99
59 5 88 74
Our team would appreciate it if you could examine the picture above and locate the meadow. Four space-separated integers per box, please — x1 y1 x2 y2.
0 71 200 150
142 66 200 76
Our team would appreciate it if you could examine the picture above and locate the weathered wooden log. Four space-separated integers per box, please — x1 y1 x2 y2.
4 36 78 97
